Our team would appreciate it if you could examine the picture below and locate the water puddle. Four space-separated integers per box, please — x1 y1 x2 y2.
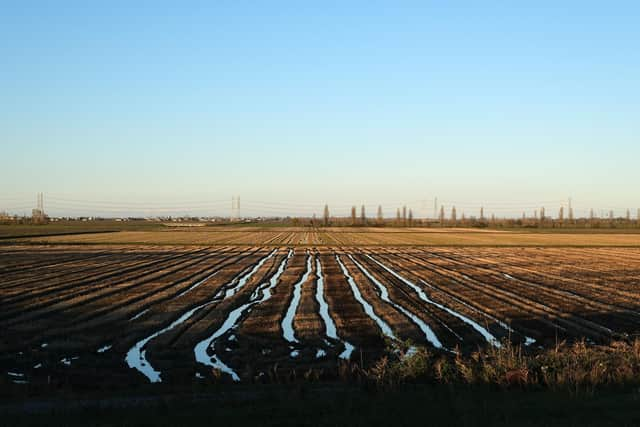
367 255 501 348
125 250 277 382
282 252 312 343
129 309 149 322
350 255 442 349
418 278 535 345
177 271 219 298
60 356 79 366
315 257 355 360
97 345 112 353
223 250 277 298
335 254 396 340
194 250 293 382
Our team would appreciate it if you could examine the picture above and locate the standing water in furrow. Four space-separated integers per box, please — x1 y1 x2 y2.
335 254 396 340
315 256 354 359
194 250 293 382
349 255 443 349
282 252 312 349
125 249 277 383
366 255 502 348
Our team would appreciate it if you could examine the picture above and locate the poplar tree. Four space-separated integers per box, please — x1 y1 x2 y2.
451 206 457 223
377 205 383 225
360 205 366 225
351 206 357 226
323 204 330 226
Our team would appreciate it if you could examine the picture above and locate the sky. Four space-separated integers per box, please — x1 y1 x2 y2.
1 1 639 218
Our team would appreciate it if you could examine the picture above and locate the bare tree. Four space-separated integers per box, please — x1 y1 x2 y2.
408 209 413 226
351 206 357 226
609 210 614 220
377 205 383 225
323 204 330 227
439 206 445 225
396 208 401 225
360 205 366 225
402 205 407 226
558 206 564 222
589 208 594 222
480 206 485 221
568 207 574 222
626 209 631 221
451 206 457 223
540 207 545 221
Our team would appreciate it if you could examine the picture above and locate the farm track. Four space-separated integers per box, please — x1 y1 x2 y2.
2 245 640 387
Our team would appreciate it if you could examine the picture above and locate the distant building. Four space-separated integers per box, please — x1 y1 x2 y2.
32 208 47 223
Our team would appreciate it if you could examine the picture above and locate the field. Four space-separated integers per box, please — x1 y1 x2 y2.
1 242 640 391
5 225 640 246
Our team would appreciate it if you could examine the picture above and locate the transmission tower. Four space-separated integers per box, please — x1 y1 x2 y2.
231 196 241 220
433 197 438 219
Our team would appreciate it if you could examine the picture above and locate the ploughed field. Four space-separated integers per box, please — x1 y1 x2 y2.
1 245 640 388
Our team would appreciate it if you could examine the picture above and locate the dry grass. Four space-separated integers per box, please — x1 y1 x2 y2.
366 339 640 393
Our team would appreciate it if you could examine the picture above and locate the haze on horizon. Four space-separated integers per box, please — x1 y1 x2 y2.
1 1 638 218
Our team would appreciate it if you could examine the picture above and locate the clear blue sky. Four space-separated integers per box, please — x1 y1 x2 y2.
1 1 638 218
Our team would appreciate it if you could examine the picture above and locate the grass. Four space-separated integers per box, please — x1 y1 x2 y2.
362 339 640 394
